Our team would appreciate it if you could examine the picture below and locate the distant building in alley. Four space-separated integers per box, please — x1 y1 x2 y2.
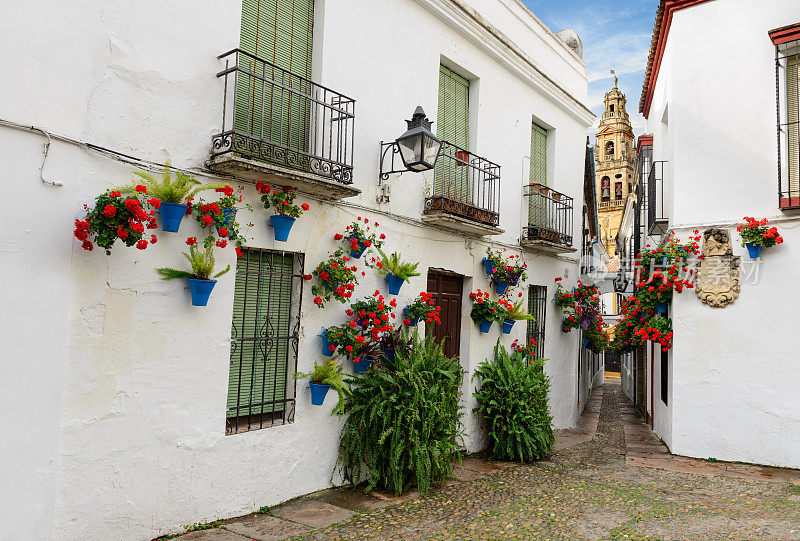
595 74 636 257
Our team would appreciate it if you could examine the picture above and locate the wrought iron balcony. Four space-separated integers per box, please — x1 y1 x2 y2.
208 49 358 199
421 141 502 235
521 184 575 253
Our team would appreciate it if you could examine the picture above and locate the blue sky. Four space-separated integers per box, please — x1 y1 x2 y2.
522 0 658 136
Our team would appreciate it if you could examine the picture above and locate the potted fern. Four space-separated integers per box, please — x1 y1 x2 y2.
501 300 535 334
155 241 230 306
294 360 350 412
126 164 221 233
375 247 421 295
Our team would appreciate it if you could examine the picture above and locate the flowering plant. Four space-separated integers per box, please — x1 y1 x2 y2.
192 186 252 256
155 244 230 281
350 293 395 330
510 337 539 363
73 189 158 254
553 277 572 308
338 217 385 260
736 217 784 247
468 289 505 323
484 247 528 285
633 316 673 351
324 322 365 357
403 292 441 325
308 249 359 307
255 182 310 217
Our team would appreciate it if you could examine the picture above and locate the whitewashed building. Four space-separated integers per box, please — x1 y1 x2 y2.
0 0 595 539
618 0 800 469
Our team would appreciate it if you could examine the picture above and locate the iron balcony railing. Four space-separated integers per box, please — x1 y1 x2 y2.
647 161 668 234
522 184 573 246
424 141 501 226
211 49 355 184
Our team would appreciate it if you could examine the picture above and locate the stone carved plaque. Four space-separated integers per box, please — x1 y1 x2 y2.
696 228 740 308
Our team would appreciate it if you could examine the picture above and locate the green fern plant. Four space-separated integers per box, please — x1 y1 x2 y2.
505 300 536 321
375 246 421 281
337 329 463 495
295 360 351 415
473 343 553 463
122 162 224 204
156 244 231 281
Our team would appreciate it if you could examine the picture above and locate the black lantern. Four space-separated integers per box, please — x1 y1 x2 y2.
612 271 629 293
396 106 442 172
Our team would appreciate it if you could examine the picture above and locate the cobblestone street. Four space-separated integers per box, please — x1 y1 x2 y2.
178 380 800 541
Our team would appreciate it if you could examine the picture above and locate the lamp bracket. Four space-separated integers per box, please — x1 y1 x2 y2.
379 140 406 181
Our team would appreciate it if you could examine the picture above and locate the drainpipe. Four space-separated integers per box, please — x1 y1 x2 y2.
650 342 655 429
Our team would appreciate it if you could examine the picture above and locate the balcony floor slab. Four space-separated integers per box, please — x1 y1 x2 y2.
421 212 504 237
520 238 577 254
206 154 361 200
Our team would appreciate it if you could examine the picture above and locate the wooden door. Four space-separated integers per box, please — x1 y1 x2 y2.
427 270 463 359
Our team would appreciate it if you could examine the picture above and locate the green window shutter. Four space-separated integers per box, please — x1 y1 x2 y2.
236 0 314 155
788 54 799 197
526 285 546 361
529 122 548 226
530 122 547 185
435 65 470 202
228 249 295 421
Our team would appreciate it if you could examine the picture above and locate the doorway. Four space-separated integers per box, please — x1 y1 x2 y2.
426 270 463 358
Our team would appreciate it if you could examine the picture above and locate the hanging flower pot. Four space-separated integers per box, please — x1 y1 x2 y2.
479 319 493 333
386 273 404 295
270 215 296 242
217 208 237 236
582 338 590 348
482 258 495 275
349 235 369 258
158 202 188 232
501 319 515 334
495 281 509 295
403 307 419 326
321 329 334 357
353 356 374 374
745 242 762 259
657 302 668 314
309 382 331 405
187 278 217 307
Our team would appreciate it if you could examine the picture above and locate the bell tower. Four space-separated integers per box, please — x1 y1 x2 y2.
596 71 636 256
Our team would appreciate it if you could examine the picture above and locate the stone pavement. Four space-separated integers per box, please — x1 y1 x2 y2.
169 379 800 540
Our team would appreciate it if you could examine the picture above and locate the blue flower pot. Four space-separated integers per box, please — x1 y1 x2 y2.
479 319 493 333
582 338 590 348
495 281 509 295
745 242 762 259
215 208 237 237
349 236 368 258
270 215 296 242
386 273 404 295
309 382 331 405
403 307 419 326
657 302 668 314
501 319 515 334
353 357 374 374
321 329 334 357
158 202 188 232
482 258 494 275
187 278 217 306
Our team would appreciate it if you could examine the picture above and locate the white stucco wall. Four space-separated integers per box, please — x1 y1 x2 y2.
0 0 592 539
643 0 800 467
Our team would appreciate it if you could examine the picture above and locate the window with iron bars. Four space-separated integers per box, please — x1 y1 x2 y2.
775 35 800 209
226 248 304 434
526 285 547 359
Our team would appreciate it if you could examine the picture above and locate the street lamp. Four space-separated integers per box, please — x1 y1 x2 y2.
396 106 442 171
612 271 629 293
379 106 442 184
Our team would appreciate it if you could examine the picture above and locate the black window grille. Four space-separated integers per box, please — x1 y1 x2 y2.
776 38 800 209
527 285 547 359
660 348 669 405
226 248 304 434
